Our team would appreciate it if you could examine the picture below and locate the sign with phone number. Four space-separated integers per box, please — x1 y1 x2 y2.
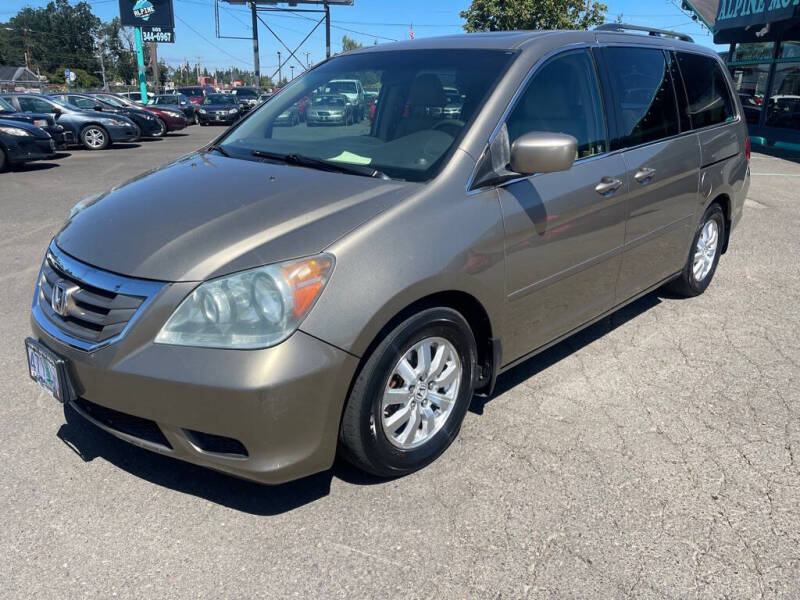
142 26 174 43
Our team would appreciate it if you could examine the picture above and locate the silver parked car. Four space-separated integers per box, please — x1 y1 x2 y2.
26 26 749 484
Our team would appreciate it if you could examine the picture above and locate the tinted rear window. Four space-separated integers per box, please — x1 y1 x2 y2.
677 53 735 129
605 47 679 149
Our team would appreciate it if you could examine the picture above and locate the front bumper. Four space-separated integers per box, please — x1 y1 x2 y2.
307 115 346 125
137 117 164 137
163 115 187 132
198 113 238 125
5 136 56 163
106 124 139 142
31 302 359 483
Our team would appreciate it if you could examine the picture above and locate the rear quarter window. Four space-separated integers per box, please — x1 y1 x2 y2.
677 52 736 129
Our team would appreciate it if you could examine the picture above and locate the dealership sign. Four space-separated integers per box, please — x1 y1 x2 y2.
715 0 800 42
141 26 175 43
119 0 175 28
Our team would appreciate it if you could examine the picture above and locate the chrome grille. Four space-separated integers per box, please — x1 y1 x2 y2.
33 243 165 351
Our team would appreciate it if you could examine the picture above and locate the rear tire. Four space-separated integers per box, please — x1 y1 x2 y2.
667 202 726 297
80 125 109 150
339 307 477 478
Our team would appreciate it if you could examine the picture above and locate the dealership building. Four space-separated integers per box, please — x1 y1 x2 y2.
684 1 800 149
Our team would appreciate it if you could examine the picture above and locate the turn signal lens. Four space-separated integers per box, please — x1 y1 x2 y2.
281 256 333 318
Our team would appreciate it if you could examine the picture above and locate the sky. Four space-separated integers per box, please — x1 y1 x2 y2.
1 0 725 75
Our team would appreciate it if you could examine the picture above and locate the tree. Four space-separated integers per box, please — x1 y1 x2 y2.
460 0 607 32
341 35 363 52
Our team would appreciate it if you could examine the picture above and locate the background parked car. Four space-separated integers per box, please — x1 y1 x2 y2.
148 94 198 124
1 93 139 150
197 93 242 125
51 93 163 138
323 79 365 120
176 86 208 105
0 118 56 171
118 91 153 104
230 87 260 112
93 93 187 135
306 94 355 126
0 95 70 148
274 104 300 126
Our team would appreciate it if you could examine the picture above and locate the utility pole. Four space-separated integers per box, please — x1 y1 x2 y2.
250 1 260 83
277 50 282 84
290 65 294 80
150 42 159 94
325 2 331 59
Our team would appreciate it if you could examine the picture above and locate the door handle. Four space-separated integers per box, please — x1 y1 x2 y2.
634 167 656 184
595 176 623 196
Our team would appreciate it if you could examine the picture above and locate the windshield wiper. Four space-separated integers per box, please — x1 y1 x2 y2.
207 144 231 157
251 150 388 179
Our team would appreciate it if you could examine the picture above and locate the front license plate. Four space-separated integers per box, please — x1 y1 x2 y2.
25 338 69 403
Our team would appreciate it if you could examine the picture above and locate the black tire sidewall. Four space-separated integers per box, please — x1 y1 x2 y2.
0 147 6 171
156 118 167 136
343 308 476 477
686 203 726 294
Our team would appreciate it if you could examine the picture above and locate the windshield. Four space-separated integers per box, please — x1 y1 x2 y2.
47 97 78 111
327 81 357 94
0 97 14 111
204 94 235 105
313 95 346 106
153 95 178 105
234 88 258 98
178 87 204 98
220 49 514 182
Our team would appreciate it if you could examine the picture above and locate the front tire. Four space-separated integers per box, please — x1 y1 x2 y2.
154 117 167 137
0 147 6 171
80 125 109 150
339 308 477 478
667 202 726 297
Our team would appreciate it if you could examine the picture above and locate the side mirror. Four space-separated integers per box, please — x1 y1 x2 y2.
509 132 577 175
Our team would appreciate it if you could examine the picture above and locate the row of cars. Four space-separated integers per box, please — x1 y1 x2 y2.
0 90 250 172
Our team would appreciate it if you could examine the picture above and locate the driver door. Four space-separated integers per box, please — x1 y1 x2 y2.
496 49 629 362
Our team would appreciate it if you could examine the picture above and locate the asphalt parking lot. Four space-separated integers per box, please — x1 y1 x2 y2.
1 126 799 598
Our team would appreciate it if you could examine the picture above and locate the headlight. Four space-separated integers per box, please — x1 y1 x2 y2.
68 192 103 220
142 113 155 120
0 125 32 136
33 119 49 127
198 108 207 114
155 254 334 349
99 118 127 127
229 108 239 114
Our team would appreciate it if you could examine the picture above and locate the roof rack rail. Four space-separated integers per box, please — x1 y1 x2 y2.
594 23 694 43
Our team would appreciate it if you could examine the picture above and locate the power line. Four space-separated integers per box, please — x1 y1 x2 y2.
176 15 252 65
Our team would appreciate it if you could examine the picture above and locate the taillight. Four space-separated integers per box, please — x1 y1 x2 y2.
745 137 751 162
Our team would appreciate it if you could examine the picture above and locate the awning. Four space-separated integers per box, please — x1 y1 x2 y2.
714 0 800 44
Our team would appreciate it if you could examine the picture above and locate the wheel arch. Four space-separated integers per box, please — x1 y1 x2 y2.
347 289 498 401
709 193 732 254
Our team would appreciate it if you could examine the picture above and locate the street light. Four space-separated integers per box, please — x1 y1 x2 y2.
290 65 294 80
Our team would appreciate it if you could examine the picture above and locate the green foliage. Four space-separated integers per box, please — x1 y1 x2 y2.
341 35 363 52
460 0 607 32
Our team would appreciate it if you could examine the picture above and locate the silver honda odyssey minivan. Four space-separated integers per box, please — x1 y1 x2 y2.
26 26 750 484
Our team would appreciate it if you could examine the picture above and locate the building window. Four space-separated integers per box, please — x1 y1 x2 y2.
731 42 775 62
730 64 771 125
766 63 800 130
778 41 800 60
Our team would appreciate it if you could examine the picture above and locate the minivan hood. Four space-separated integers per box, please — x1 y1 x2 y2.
54 152 414 282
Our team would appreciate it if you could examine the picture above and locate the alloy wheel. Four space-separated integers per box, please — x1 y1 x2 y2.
380 337 462 450
693 219 719 282
83 127 106 149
